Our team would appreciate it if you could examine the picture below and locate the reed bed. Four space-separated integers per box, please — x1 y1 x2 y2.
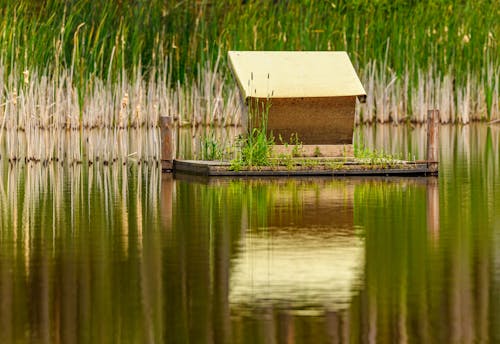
1 1 497 83
0 162 164 342
357 62 500 124
1 56 499 166
0 0 498 165
0 62 242 165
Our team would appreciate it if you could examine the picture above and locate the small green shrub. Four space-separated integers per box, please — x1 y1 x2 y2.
354 144 402 166
200 134 224 161
290 133 303 157
238 127 274 167
313 146 322 157
276 153 294 170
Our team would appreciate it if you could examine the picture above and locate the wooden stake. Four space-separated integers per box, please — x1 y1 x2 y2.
160 116 173 172
427 109 439 174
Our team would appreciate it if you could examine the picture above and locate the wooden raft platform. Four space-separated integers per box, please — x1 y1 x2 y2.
161 110 441 178
173 159 437 177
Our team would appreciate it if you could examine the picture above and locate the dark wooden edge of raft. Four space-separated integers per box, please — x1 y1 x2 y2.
159 109 440 177
171 159 438 177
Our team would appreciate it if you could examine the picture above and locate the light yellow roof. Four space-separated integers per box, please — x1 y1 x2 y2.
228 51 366 99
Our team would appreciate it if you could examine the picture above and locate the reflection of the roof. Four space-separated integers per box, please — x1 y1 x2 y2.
230 228 364 311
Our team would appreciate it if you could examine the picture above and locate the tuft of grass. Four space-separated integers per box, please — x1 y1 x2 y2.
231 98 274 170
289 133 303 157
354 144 402 166
200 134 224 161
231 127 274 170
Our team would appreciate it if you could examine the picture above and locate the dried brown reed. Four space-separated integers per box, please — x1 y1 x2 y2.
357 63 499 124
0 60 243 165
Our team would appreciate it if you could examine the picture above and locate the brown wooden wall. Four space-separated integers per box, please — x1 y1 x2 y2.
250 96 356 145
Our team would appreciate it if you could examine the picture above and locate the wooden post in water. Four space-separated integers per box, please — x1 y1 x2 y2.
427 110 439 174
160 116 173 172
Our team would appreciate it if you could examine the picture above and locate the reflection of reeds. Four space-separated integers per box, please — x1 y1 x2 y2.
351 153 496 343
0 163 163 342
2 125 165 166
1 133 499 343
356 123 500 178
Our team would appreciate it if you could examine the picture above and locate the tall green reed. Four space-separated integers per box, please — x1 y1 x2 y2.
1 1 497 85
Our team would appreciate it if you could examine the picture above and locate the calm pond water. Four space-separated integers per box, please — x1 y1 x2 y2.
0 124 499 343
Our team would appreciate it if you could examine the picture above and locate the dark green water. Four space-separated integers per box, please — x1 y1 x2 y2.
0 124 499 343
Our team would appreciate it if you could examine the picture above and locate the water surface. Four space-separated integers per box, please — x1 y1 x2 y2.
0 124 499 343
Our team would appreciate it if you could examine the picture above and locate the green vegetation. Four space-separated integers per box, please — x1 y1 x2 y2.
232 127 274 169
231 99 274 170
1 0 497 84
279 133 304 158
354 144 404 165
199 133 225 161
313 146 322 158
226 112 408 169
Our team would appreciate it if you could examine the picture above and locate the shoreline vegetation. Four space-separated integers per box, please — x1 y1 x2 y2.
0 0 498 164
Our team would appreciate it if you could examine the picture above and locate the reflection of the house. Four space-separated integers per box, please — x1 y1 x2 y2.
229 178 364 313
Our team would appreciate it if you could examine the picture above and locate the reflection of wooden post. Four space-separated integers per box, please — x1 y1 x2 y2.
278 311 295 344
427 110 439 174
214 210 232 344
0 263 13 343
161 174 173 229
325 311 340 343
427 177 440 243
160 116 173 172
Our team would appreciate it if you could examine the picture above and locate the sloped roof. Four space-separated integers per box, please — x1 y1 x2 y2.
228 51 366 99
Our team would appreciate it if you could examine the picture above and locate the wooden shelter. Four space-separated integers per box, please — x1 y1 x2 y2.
228 51 366 156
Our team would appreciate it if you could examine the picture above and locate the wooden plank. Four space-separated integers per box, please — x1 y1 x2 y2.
175 174 433 186
206 168 433 177
173 160 211 175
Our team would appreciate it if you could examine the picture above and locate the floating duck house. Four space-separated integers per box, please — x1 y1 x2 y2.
228 51 366 156
165 53 438 177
